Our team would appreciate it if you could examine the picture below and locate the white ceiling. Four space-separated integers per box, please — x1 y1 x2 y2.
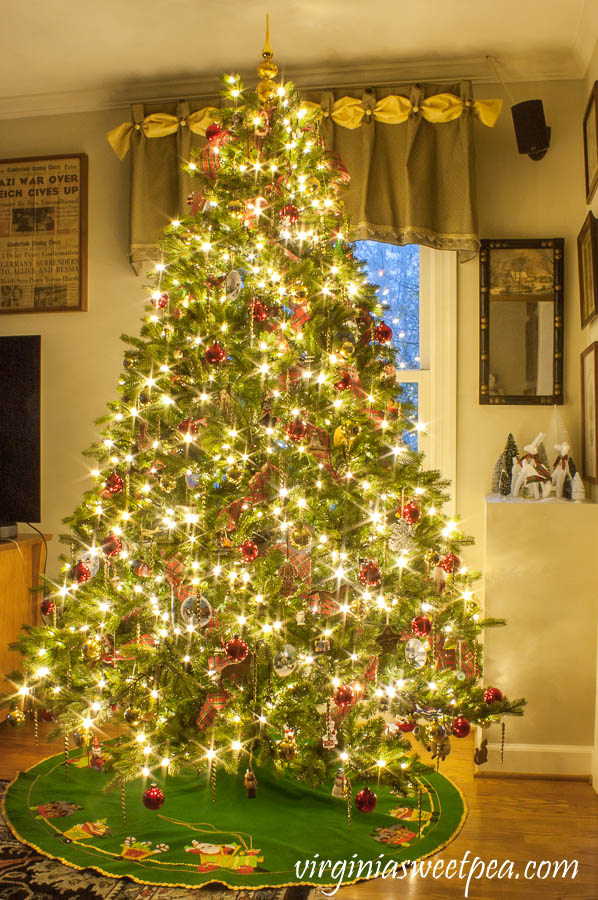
1 0 597 118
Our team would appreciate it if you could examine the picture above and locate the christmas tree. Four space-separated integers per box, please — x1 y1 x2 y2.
5 34 523 807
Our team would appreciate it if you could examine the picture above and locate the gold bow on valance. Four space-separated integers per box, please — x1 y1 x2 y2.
107 106 220 160
106 92 502 158
303 93 502 129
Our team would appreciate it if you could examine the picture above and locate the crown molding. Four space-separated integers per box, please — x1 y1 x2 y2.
0 54 587 121
572 0 598 81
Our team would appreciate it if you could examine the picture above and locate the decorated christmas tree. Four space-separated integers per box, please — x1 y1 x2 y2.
4 32 523 813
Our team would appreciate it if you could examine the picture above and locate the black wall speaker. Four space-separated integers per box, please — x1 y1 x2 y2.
511 99 551 160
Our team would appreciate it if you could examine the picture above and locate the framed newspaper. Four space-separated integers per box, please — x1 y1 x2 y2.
0 154 87 314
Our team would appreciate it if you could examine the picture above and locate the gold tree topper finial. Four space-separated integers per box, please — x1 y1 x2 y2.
257 14 278 104
262 13 273 58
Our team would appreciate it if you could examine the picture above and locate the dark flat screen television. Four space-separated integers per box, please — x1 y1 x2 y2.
0 335 41 531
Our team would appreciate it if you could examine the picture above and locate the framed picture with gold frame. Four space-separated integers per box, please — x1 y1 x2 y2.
479 238 564 405
583 81 598 204
578 211 598 328
0 153 87 314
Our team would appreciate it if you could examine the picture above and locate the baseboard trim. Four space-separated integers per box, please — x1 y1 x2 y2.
481 742 593 778
475 770 591 782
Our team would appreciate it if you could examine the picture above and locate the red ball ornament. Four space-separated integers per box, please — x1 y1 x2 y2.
402 501 421 525
104 472 124 495
239 540 259 562
333 684 355 709
251 299 269 321
279 204 299 224
70 560 91 584
101 533 123 558
205 122 224 142
359 561 382 586
285 418 308 442
142 783 165 810
411 615 432 637
483 687 504 704
205 342 227 365
151 291 169 309
439 553 461 574
40 597 55 617
334 372 353 391
374 322 393 344
452 715 471 738
40 709 57 722
225 635 249 662
355 787 377 813
177 417 197 435
397 719 416 733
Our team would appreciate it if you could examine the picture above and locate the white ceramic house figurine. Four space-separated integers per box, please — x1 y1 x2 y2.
512 432 552 499
510 457 522 494
551 441 572 499
572 472 586 502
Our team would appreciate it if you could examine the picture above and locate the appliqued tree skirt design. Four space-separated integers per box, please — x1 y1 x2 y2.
3 749 466 890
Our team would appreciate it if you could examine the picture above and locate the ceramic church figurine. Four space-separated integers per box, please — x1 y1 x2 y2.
511 433 552 499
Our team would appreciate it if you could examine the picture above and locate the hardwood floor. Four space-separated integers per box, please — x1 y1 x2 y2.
1 722 597 898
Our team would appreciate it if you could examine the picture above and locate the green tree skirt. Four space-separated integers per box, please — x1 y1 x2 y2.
3 748 466 890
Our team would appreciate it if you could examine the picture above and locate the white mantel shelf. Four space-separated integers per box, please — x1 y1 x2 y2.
482 499 598 781
486 493 594 505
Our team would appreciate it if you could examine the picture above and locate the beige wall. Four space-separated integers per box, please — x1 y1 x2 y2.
0 80 588 572
0 77 596 773
458 78 587 572
0 110 146 570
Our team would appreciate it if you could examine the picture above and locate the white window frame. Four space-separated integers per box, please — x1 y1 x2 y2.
396 247 457 513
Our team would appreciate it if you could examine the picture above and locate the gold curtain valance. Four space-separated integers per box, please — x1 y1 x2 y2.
303 93 502 129
107 92 502 159
107 106 220 160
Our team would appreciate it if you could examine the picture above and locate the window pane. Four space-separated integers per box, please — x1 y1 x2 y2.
398 382 419 451
353 241 420 370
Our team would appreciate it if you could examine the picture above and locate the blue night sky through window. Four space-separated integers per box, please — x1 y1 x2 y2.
354 241 420 449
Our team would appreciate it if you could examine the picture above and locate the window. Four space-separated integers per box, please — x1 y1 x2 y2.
353 242 457 505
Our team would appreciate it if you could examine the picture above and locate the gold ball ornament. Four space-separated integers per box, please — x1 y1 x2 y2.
305 176 320 194
227 199 244 217
333 420 362 449
7 709 26 728
257 58 278 80
159 474 177 493
339 340 355 358
124 707 142 726
257 80 278 104
277 736 296 761
82 637 102 661
292 284 308 303
226 465 244 485
289 523 312 549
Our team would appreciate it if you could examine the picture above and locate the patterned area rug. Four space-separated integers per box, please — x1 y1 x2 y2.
0 780 309 900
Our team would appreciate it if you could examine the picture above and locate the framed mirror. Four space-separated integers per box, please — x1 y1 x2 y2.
479 238 564 405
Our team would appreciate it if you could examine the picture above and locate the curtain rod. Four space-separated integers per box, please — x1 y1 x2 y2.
126 75 479 108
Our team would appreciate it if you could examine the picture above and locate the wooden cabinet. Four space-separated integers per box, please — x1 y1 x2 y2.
0 534 50 719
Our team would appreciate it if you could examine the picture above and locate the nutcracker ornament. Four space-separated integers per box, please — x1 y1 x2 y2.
244 767 258 799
